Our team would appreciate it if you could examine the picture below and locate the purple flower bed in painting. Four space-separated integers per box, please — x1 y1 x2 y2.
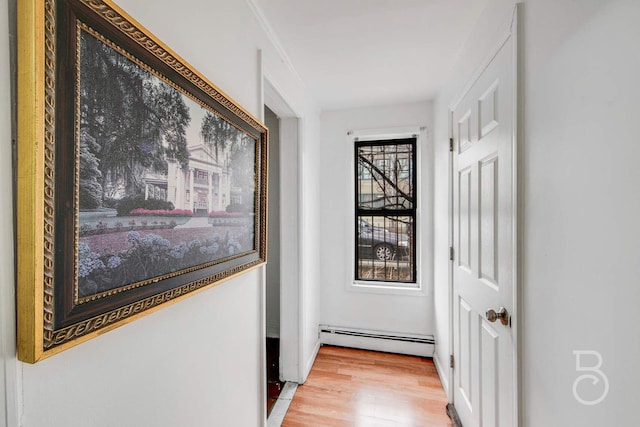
78 225 253 298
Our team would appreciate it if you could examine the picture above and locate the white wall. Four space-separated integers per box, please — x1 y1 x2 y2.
319 102 434 338
1 0 17 426
22 274 264 427
434 0 640 424
3 0 322 425
520 0 640 424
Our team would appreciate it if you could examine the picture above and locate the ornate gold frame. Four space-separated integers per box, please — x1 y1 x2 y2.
17 0 268 363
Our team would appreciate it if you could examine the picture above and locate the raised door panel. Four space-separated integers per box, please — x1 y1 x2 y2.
458 110 473 153
458 168 472 271
478 80 499 139
480 320 500 427
480 156 498 287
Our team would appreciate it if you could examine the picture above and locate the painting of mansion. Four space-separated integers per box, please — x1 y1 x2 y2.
75 28 260 300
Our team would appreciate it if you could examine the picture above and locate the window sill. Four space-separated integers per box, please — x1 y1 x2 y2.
348 280 427 296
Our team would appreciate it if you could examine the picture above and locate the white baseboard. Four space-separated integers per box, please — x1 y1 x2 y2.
319 325 434 357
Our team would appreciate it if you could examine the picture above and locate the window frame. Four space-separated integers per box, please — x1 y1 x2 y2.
354 138 417 284
347 126 428 296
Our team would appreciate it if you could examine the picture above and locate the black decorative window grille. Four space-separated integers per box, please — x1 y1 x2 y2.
355 138 416 283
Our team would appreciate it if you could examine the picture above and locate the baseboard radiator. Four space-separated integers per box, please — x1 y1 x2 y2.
319 325 435 357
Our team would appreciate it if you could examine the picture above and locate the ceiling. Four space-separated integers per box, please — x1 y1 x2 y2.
252 0 488 110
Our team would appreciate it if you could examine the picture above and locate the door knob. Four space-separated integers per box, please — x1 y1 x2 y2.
486 307 509 326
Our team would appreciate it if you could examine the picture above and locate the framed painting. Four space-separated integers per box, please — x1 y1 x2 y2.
17 0 268 363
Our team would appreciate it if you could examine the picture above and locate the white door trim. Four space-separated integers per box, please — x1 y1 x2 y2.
447 4 520 425
263 75 305 386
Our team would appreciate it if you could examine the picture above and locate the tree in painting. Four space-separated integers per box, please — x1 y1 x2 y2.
79 31 190 206
229 134 256 213
200 112 255 213
200 111 235 162
78 129 103 209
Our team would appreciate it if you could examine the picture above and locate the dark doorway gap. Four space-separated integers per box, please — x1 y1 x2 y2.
266 337 284 415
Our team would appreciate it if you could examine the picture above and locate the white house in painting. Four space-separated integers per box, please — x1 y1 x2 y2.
143 143 232 215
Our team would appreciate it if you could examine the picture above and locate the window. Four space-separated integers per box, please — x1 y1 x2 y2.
354 138 416 283
195 169 209 184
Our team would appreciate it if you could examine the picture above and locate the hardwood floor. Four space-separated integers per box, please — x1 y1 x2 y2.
282 346 452 427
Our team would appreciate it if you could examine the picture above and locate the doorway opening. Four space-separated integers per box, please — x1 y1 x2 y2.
262 74 304 424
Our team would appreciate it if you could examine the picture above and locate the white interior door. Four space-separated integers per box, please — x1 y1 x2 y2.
451 24 516 427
